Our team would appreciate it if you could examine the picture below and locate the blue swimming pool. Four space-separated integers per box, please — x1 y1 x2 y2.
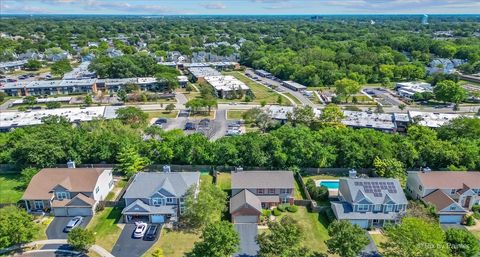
319 181 340 189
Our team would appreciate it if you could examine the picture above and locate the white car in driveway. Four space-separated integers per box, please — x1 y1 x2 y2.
133 222 148 238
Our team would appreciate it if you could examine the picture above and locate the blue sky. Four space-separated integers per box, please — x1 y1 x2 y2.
1 0 479 15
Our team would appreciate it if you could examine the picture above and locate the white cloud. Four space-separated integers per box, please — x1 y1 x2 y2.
200 2 227 9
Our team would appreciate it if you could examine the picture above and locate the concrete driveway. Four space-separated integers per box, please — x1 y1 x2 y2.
15 251 88 257
46 217 91 240
234 223 259 257
111 224 161 257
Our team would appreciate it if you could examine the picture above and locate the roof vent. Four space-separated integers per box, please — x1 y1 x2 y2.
349 169 357 178
163 165 171 173
67 160 76 169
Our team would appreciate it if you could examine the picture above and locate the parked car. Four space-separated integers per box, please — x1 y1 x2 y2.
199 119 210 126
143 225 159 241
154 118 168 126
7 78 17 82
64 216 83 232
133 222 148 238
184 122 196 130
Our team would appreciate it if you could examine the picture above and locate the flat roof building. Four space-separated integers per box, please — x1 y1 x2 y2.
395 82 432 99
408 111 472 128
282 81 307 92
204 75 250 99
342 111 396 132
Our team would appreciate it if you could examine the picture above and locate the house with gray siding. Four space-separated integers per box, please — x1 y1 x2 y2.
406 171 480 224
121 172 200 224
331 178 408 229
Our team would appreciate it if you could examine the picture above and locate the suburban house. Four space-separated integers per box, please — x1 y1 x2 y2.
406 171 480 224
331 178 408 229
230 170 295 223
22 168 114 216
121 172 200 224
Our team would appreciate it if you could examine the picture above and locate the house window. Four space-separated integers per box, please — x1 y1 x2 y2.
109 180 114 188
419 185 423 191
34 201 44 210
180 198 184 203
257 189 264 195
167 198 174 204
450 206 456 210
374 205 382 212
180 206 185 215
281 197 289 204
385 205 394 212
56 192 68 200
268 189 275 195
95 186 100 194
450 189 456 195
357 204 369 212
152 198 165 206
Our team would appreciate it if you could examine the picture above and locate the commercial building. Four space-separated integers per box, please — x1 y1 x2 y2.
395 82 432 99
342 111 397 132
408 111 472 128
0 60 28 72
254 69 273 78
204 75 251 99
0 106 120 132
1 77 162 96
63 61 96 80
188 67 221 83
282 80 307 92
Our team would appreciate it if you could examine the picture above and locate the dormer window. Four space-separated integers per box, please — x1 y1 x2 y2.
152 198 165 206
257 189 264 195
357 204 369 212
384 204 394 212
268 189 275 195
450 206 456 210
56 192 68 200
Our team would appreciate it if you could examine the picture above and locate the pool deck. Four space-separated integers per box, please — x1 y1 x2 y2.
316 179 339 198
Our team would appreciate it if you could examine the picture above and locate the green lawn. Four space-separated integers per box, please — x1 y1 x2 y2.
227 110 247 120
216 172 231 191
0 174 23 204
143 228 200 257
223 71 291 105
147 111 179 119
276 206 330 253
371 233 388 253
294 179 305 200
190 111 216 119
33 216 54 241
283 92 302 105
87 207 123 252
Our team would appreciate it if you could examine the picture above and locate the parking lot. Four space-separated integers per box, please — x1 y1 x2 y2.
151 109 242 140
111 224 161 257
363 88 405 106
46 217 92 240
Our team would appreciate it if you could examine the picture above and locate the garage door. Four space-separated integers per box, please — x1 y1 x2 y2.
235 215 258 223
53 207 68 216
439 215 463 224
151 215 165 223
349 220 369 228
67 207 93 216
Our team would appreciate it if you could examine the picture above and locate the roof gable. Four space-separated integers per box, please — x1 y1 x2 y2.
230 190 262 214
123 200 151 213
66 194 95 207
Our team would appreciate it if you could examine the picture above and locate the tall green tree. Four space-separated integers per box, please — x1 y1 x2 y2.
373 157 406 184
115 107 148 128
381 217 451 257
182 179 228 230
433 80 466 105
319 104 344 124
445 228 479 257
326 220 369 257
115 145 149 178
0 206 39 248
334 78 361 102
67 228 95 252
187 221 240 257
257 216 307 257
50 59 72 77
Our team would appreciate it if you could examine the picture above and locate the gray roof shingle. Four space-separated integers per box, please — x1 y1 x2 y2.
123 172 200 199
231 171 294 189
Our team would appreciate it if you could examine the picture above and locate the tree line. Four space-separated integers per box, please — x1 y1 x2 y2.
0 114 479 172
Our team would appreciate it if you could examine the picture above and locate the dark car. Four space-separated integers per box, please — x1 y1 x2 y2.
7 78 17 82
199 119 210 126
184 122 196 130
154 118 168 125
143 225 159 241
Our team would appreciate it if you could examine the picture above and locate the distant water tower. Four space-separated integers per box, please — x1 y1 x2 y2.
421 14 429 25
